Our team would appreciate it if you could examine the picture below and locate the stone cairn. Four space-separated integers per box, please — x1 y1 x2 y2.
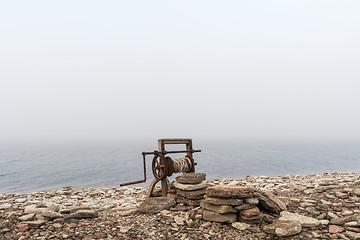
201 185 287 226
172 173 207 207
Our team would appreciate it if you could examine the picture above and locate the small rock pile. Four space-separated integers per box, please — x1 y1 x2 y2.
173 173 207 207
201 185 265 224
59 185 73 195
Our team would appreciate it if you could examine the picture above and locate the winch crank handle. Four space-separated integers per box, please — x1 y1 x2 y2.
120 152 148 186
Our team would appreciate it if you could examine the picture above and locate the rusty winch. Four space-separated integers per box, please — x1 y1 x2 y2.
120 138 201 197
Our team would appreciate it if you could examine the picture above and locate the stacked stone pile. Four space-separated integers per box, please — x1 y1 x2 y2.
58 185 73 195
202 185 265 224
173 173 207 207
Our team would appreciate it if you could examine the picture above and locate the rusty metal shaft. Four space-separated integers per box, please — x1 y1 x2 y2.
119 150 201 186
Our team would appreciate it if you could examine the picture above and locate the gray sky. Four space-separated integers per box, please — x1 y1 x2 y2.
1 1 360 143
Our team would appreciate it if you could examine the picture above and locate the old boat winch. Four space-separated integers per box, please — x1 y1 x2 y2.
120 138 201 198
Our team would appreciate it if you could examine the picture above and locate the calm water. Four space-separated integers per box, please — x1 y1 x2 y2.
1 141 360 193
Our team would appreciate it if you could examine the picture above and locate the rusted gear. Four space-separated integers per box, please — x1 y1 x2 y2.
152 155 167 180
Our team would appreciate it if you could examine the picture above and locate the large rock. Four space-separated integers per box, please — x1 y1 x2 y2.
200 201 237 214
263 220 302 237
254 190 286 214
138 197 176 214
176 196 201 206
202 210 237 223
176 173 206 184
207 186 255 198
177 188 207 200
24 206 61 219
279 211 321 227
203 196 243 206
173 181 207 191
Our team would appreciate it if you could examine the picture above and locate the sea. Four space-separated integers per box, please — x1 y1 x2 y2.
1 141 360 193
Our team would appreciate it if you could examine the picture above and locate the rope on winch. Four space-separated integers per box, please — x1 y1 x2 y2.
173 156 192 173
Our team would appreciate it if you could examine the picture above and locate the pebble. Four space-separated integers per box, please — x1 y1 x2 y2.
1 172 360 239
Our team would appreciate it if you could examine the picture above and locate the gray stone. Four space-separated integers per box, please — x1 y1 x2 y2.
345 231 360 240
24 206 61 219
0 203 12 210
18 214 35 221
254 190 287 214
117 208 139 216
207 185 255 198
200 201 237 214
176 173 206 184
173 181 207 191
41 210 62 219
320 220 330 225
138 197 176 214
279 211 321 227
23 220 46 228
231 222 250 231
275 221 302 237
345 221 359 227
203 196 243 206
174 215 184 225
202 210 237 223
72 210 98 219
352 189 360 197
263 220 302 237
331 215 358 225
177 188 206 200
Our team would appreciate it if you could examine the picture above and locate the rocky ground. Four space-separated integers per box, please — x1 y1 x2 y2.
2 172 360 239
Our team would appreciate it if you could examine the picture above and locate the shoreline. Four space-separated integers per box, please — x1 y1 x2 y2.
1 171 360 239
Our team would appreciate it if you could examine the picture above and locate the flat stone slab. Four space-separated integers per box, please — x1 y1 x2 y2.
238 214 263 224
207 185 255 198
239 207 261 218
176 196 201 206
23 220 46 228
200 201 237 214
176 173 206 184
177 188 206 200
72 210 99 219
173 181 207 191
202 210 237 223
203 196 243 206
254 190 287 214
279 211 321 227
138 197 176 214
235 203 254 211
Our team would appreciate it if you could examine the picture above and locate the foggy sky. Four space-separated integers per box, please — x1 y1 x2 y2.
1 1 360 143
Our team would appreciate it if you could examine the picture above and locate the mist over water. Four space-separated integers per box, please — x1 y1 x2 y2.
1 1 360 194
1 140 360 193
